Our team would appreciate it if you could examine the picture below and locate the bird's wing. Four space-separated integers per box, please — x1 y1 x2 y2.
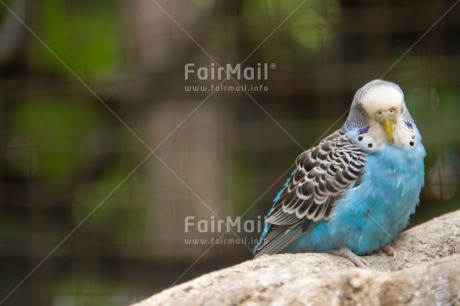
254 129 366 256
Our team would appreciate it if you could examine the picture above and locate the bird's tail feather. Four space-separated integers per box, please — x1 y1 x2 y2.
253 224 304 258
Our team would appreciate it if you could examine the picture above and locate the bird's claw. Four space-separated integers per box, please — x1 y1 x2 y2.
333 246 371 269
380 245 397 258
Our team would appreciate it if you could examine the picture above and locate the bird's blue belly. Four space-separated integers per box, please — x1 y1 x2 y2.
285 144 425 255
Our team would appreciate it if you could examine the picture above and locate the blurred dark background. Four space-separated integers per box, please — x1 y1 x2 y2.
1 0 460 305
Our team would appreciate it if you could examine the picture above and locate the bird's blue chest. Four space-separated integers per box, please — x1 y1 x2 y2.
327 145 425 254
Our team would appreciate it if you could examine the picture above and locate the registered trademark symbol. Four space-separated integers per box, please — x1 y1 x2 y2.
270 63 276 69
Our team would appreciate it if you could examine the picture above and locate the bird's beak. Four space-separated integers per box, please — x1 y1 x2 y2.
381 119 395 142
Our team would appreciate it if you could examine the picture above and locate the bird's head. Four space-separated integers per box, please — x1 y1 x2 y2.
344 80 415 145
360 83 403 142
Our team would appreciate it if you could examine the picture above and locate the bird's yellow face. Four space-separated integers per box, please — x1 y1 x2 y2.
374 108 397 142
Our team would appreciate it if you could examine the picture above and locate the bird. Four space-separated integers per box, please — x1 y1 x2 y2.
253 79 426 268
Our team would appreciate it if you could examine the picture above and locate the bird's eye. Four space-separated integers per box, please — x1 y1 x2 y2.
375 111 384 122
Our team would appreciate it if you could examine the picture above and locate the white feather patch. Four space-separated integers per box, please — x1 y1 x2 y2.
361 85 404 116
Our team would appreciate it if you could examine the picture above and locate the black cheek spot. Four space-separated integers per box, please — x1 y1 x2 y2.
368 143 373 148
409 141 414 146
411 135 415 139
358 136 363 141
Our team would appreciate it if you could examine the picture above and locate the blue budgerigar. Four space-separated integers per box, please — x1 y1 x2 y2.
253 80 426 268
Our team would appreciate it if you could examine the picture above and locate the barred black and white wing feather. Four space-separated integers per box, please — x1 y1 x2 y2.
254 130 367 257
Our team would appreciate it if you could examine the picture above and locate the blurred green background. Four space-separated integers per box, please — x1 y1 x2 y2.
1 0 460 305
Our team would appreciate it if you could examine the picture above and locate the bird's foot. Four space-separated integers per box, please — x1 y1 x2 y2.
380 245 397 258
333 246 370 269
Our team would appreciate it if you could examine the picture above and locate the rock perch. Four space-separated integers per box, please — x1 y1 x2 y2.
133 210 460 305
